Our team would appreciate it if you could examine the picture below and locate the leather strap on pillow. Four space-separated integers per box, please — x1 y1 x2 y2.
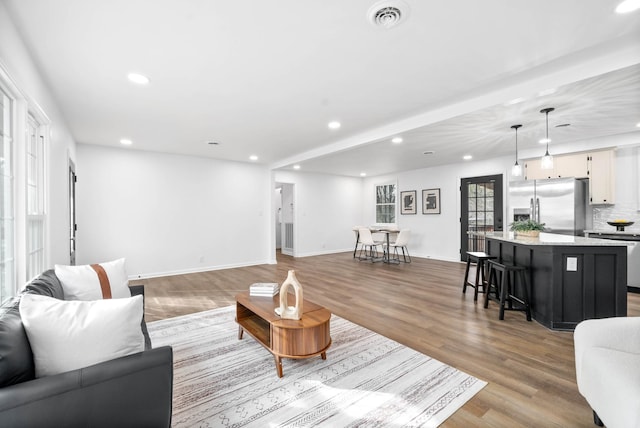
90 264 112 299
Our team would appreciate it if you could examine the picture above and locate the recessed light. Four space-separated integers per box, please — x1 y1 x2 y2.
538 88 557 97
505 97 525 106
539 138 551 144
120 138 133 146
328 121 341 130
616 0 640 13
463 155 472 160
249 155 258 161
360 172 367 177
127 73 149 85
293 165 301 170
391 137 403 144
636 122 640 128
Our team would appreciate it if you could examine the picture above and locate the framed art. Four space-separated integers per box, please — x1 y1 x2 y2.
400 190 417 215
422 188 441 214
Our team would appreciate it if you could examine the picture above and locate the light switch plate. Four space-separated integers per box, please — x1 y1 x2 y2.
567 257 578 271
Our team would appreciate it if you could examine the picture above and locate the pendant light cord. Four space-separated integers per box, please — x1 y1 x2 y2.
541 107 554 155
511 124 523 176
545 110 550 155
516 126 519 161
511 124 522 165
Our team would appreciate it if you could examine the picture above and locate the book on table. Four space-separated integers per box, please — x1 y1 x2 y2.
250 282 279 296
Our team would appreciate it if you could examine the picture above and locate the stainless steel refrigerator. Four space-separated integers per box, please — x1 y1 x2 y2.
508 177 587 236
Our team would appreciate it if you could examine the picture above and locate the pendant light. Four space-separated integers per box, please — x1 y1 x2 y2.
540 107 555 170
511 124 523 177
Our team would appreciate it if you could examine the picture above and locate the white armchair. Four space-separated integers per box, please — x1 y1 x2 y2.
574 317 640 427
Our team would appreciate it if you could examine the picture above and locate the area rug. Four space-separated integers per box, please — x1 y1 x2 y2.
148 306 486 427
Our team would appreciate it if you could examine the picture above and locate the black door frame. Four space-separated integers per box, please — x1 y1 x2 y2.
460 174 504 260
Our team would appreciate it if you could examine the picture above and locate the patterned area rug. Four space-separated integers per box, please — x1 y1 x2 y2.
148 306 486 427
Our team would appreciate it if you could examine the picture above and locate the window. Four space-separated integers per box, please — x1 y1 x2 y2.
0 87 14 303
0 66 49 302
375 183 396 224
26 114 46 280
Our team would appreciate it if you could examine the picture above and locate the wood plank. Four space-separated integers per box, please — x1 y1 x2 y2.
135 251 640 427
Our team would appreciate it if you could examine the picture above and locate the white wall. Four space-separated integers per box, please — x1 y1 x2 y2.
0 2 77 279
363 156 512 262
274 171 363 257
76 144 272 278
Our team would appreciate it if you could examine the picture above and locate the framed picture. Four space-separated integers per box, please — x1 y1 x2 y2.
400 190 417 215
422 188 441 214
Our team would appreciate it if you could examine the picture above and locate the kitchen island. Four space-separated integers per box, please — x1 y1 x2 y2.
481 231 628 330
584 230 640 290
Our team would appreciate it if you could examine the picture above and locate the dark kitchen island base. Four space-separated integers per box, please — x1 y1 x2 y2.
483 232 628 331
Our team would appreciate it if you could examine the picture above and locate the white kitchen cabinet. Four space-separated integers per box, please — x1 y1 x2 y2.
524 158 554 180
523 150 614 205
587 149 615 204
554 153 589 179
524 152 589 180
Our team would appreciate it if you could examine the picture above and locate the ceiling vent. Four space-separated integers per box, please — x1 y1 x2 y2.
368 1 409 29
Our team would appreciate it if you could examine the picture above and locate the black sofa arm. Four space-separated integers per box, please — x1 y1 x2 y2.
128 284 152 350
0 346 173 428
129 284 144 298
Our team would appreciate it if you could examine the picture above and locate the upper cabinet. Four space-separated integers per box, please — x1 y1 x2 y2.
524 153 589 180
523 158 548 180
555 153 590 179
523 148 615 205
587 149 615 205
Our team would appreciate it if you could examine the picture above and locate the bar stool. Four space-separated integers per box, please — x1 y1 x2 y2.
462 252 496 302
484 260 532 321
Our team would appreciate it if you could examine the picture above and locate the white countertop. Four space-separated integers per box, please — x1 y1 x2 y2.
480 231 632 246
584 229 640 237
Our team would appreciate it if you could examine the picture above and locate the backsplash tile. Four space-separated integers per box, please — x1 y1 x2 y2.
592 202 640 232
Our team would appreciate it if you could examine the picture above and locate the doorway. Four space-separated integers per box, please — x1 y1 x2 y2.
68 159 77 265
275 182 294 256
460 174 503 259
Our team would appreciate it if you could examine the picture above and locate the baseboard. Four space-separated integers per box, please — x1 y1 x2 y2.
293 248 353 258
629 286 640 294
129 259 273 280
303 249 462 264
410 252 462 263
130 251 465 279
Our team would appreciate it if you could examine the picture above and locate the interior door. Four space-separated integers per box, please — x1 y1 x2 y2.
460 174 503 259
68 159 77 265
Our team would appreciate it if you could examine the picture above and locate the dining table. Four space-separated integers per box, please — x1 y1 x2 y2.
370 227 400 264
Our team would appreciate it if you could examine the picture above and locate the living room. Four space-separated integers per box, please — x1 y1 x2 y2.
1 1 640 427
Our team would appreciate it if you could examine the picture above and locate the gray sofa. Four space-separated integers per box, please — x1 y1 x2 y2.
0 269 173 428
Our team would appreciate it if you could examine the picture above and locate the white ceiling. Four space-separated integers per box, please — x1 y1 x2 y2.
4 0 640 177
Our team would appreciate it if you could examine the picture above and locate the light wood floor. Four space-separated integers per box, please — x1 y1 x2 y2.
133 251 640 427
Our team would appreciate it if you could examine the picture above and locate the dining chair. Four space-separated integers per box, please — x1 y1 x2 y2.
389 229 411 262
358 228 383 261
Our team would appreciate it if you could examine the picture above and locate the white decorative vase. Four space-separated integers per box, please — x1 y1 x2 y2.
275 270 303 320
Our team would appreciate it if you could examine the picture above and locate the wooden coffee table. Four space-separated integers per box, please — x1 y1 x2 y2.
235 291 332 377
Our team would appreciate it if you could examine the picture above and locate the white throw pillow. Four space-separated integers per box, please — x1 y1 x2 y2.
19 294 145 378
55 258 131 300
